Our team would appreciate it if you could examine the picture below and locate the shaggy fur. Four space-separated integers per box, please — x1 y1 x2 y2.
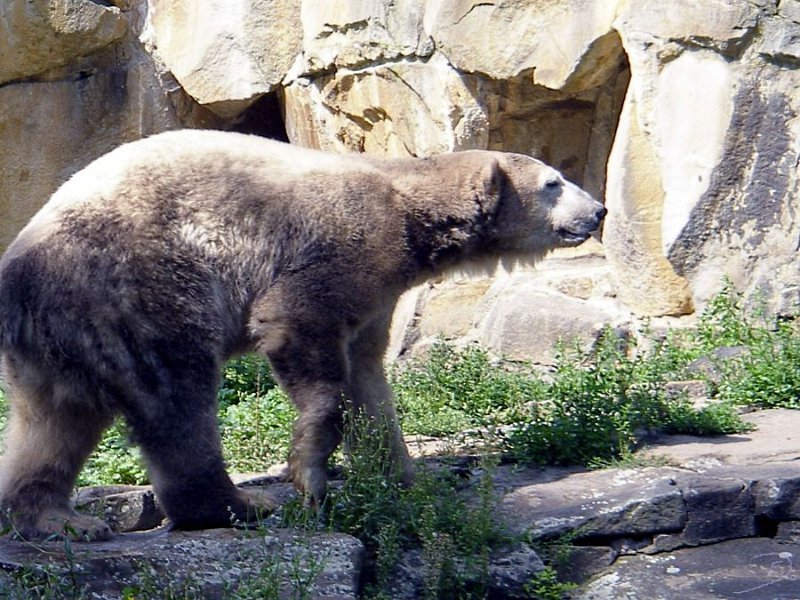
0 130 606 540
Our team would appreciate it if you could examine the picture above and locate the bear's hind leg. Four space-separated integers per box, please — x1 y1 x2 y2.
0 360 115 541
121 371 275 530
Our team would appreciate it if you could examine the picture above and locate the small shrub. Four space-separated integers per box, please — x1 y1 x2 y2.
715 319 800 409
298 411 507 599
689 278 800 410
695 278 761 349
505 328 752 467
392 342 535 436
218 354 278 411
220 387 296 473
523 566 577 600
663 399 753 436
79 422 148 486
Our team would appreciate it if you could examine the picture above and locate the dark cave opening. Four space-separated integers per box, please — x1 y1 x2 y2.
229 92 289 143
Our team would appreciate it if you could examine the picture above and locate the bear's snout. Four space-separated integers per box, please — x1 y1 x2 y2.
552 189 606 245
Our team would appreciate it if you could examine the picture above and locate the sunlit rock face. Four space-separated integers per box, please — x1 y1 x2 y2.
3 0 800 360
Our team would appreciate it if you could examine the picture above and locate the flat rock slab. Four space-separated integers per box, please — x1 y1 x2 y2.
497 410 800 540
0 528 363 600
490 409 800 597
575 537 800 600
642 408 800 468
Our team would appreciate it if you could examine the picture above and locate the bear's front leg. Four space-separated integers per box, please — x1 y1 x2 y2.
346 311 414 486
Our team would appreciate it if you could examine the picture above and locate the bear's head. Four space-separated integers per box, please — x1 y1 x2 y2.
488 153 607 256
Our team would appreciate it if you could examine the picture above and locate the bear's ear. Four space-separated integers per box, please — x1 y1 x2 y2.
478 157 508 213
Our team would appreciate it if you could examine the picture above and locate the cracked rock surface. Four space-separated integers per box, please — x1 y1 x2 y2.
0 409 797 598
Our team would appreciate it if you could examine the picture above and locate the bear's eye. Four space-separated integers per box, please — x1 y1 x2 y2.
545 178 561 190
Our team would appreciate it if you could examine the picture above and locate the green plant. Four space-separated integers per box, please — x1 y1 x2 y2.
715 319 800 409
505 327 752 467
304 410 506 599
220 387 296 473
689 278 800 410
78 421 148 486
695 277 761 350
2 565 84 600
0 536 88 600
119 562 206 600
391 341 536 436
523 566 577 600
218 354 278 411
225 539 325 600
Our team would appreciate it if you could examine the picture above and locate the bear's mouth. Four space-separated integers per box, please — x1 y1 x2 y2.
555 228 592 244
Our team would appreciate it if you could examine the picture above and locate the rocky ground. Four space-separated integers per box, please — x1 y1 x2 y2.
0 409 798 599
503 408 800 600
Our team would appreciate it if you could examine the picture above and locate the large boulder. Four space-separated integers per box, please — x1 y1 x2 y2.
608 0 800 315
283 54 489 156
0 0 129 84
0 529 364 599
147 0 302 118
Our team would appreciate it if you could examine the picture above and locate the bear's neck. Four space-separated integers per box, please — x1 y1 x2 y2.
381 154 502 280
398 195 499 281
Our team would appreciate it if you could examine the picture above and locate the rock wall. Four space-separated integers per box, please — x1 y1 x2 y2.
2 0 799 362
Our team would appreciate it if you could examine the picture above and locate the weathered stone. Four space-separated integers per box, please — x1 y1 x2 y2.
665 67 800 311
577 484 686 541
499 466 688 541
601 0 800 317
382 543 545 600
74 487 165 533
0 529 364 600
487 544 546 598
574 538 800 600
614 0 759 56
775 520 800 543
476 277 622 364
0 44 185 251
417 276 493 341
0 0 129 84
554 546 617 584
602 81 694 316
642 533 686 554
283 54 489 156
679 477 755 545
653 52 736 254
148 0 302 118
428 0 619 86
753 476 800 521
380 547 424 600
643 409 800 468
297 0 433 74
758 15 800 64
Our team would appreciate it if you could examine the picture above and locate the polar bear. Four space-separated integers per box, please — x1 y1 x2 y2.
0 130 605 540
